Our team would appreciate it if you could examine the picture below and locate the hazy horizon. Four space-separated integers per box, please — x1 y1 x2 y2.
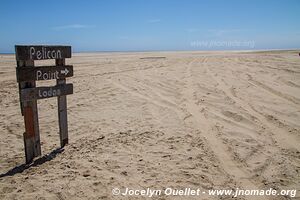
1 48 300 55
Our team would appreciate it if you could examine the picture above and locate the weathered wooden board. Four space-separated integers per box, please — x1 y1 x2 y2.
15 45 71 60
17 65 73 82
17 60 41 163
21 84 73 101
56 59 69 147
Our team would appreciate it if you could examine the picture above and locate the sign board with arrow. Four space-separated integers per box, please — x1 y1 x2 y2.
17 65 73 82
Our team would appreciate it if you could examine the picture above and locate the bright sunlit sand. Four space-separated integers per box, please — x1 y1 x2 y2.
0 50 299 199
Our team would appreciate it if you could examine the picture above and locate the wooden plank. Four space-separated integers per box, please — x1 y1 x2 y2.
56 59 69 147
20 84 73 101
17 65 73 82
18 80 25 115
23 106 35 137
15 45 71 60
23 132 35 164
17 60 41 163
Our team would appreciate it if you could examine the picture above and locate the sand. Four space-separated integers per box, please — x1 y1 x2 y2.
0 50 299 200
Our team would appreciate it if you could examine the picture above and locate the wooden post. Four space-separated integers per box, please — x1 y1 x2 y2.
17 60 41 163
56 58 69 147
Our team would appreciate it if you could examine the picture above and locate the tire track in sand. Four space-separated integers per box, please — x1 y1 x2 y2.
108 75 221 200
184 58 265 200
204 62 300 151
109 61 266 199
247 73 300 106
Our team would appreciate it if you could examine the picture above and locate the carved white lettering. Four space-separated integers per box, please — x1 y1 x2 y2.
36 70 59 80
30 47 35 59
38 88 61 98
30 47 63 60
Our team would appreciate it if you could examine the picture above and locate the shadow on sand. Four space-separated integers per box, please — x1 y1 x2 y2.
0 148 64 178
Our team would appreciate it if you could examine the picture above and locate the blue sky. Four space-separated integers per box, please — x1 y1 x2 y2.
0 0 299 52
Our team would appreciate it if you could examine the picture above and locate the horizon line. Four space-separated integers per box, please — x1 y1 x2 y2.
1 48 300 55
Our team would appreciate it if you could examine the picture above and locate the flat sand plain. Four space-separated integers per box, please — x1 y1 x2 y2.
0 51 299 200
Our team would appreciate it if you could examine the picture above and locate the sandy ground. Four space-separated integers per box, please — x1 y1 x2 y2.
0 50 299 200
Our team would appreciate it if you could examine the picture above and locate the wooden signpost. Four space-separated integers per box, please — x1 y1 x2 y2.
15 45 73 164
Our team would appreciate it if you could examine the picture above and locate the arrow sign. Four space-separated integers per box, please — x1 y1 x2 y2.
17 65 73 82
61 68 69 75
